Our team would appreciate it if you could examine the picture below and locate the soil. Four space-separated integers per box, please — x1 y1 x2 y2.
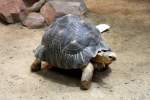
0 0 150 100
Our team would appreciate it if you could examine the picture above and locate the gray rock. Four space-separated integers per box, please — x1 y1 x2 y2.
48 1 81 15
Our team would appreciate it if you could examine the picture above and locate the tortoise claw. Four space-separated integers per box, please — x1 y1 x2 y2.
80 81 91 90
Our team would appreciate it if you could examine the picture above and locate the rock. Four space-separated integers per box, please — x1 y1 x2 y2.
23 0 40 7
40 2 56 25
0 0 27 24
48 1 81 15
79 0 88 15
55 12 66 19
22 12 45 29
27 0 46 12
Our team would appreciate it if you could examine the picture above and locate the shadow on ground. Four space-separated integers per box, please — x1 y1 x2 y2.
36 67 112 87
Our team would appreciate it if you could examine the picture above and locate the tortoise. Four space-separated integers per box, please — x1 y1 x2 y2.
31 14 117 90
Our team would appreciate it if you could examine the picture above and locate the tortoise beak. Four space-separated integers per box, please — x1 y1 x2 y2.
108 52 117 61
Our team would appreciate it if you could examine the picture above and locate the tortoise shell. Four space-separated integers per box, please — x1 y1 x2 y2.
35 14 110 69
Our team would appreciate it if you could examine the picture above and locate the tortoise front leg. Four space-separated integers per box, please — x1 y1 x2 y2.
80 63 94 90
31 58 41 72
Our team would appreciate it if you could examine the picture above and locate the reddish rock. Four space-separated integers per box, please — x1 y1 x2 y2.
0 0 27 24
22 12 45 29
40 2 56 25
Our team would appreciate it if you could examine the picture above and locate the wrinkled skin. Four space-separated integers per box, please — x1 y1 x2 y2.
93 51 117 66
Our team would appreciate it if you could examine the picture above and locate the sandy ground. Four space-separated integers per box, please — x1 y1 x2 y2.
0 0 150 100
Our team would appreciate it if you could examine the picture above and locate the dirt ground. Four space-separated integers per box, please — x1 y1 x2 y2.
0 0 150 100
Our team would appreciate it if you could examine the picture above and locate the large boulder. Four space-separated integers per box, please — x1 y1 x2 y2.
40 2 56 25
22 12 45 29
0 0 27 24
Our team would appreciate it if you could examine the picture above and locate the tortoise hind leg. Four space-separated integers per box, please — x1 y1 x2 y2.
80 63 94 90
31 58 41 72
41 61 54 72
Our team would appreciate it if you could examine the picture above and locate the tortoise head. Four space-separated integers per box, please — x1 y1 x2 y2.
93 24 117 65
93 51 117 65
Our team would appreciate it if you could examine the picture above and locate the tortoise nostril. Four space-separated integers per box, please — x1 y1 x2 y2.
109 56 116 61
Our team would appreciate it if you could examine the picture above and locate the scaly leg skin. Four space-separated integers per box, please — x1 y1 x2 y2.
100 64 110 72
31 58 41 72
94 63 110 72
80 63 94 90
41 61 54 72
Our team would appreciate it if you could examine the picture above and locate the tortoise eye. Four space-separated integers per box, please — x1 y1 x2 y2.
103 50 107 52
98 50 107 53
101 48 112 52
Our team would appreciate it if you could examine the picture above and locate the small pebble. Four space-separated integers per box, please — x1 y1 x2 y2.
9 56 13 59
109 89 113 92
40 97 43 99
124 82 129 84
130 79 135 82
